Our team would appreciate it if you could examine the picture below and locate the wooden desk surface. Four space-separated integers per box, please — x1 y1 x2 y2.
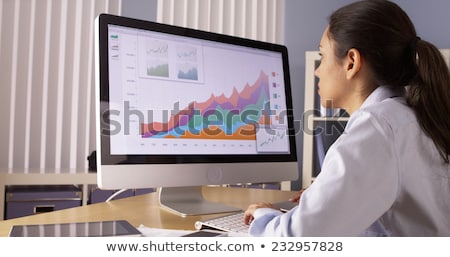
0 186 294 236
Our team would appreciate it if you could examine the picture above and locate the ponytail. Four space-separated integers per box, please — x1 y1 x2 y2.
407 40 450 163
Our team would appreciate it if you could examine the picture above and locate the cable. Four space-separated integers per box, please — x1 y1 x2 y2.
105 188 129 202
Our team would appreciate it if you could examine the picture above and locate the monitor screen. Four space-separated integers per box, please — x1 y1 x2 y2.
94 14 298 216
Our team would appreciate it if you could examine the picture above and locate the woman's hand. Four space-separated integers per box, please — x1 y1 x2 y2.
243 202 276 225
244 188 308 225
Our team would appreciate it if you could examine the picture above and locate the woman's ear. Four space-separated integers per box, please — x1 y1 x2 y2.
345 48 361 79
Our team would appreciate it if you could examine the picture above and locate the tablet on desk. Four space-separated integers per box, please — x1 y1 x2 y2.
9 220 142 237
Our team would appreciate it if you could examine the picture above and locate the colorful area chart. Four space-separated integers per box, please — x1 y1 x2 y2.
141 71 272 140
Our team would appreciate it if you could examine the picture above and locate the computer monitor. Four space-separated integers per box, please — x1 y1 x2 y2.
94 14 298 216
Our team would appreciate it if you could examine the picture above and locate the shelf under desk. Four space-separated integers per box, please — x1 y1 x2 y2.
0 186 294 236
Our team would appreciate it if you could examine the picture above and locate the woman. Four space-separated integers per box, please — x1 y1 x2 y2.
244 0 450 236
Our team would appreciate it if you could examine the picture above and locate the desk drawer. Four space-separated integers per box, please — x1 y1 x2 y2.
5 185 82 219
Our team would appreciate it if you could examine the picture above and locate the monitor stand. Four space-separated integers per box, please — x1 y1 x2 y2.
158 186 241 217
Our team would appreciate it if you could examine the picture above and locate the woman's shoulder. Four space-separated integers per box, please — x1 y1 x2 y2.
356 97 418 133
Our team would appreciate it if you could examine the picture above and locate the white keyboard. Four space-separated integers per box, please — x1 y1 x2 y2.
194 201 297 235
195 212 249 234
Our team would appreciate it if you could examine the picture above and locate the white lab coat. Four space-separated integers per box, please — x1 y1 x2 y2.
249 86 450 236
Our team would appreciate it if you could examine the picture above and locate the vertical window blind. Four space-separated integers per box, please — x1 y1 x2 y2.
156 0 285 44
0 0 285 174
0 0 121 174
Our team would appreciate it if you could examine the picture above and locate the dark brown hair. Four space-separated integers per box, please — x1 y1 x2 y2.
328 0 450 163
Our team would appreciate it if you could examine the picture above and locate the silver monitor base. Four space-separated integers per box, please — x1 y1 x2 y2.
158 186 241 217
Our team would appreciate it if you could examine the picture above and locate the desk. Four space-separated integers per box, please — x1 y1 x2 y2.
0 186 294 236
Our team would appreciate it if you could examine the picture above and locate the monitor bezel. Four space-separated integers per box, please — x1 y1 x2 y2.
96 13 297 167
